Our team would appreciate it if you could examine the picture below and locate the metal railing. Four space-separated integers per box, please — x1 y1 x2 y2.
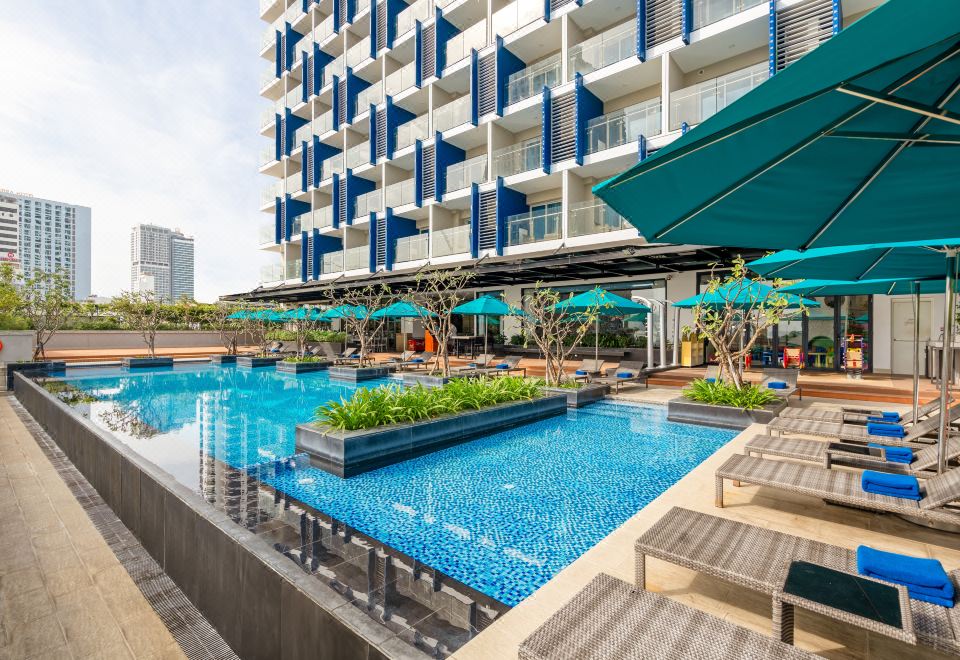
261 181 282 206
434 96 472 133
491 1 543 37
346 141 371 169
354 189 383 218
568 199 631 237
260 145 277 166
395 115 430 151
692 0 765 30
433 224 470 256
356 82 384 110
321 153 344 179
585 97 662 154
669 62 768 130
445 155 488 193
321 250 343 274
385 61 417 96
492 137 541 178
445 21 487 67
396 0 432 36
261 263 284 284
346 36 372 68
506 53 561 105
506 208 562 246
394 234 428 262
344 245 368 271
285 258 302 280
259 223 276 245
385 178 416 207
568 21 637 79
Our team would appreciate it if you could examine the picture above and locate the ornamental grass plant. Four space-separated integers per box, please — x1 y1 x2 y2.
682 378 779 410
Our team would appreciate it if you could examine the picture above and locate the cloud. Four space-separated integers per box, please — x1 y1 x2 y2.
0 1 273 301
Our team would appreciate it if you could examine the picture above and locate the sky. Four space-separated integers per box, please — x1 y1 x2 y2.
0 1 272 302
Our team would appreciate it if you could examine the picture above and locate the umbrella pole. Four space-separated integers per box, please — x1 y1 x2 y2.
483 314 488 359
595 319 599 364
937 251 958 474
912 281 921 426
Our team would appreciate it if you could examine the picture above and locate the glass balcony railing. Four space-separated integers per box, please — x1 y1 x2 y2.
259 223 276 244
396 0 432 37
309 206 334 231
260 106 278 129
290 214 302 235
285 258 303 280
321 154 344 179
491 1 543 38
346 36 372 68
433 224 470 256
506 208 562 246
356 82 384 110
344 245 369 271
315 15 335 44
434 96 472 133
261 182 281 206
346 141 371 169
293 122 313 145
445 21 487 67
283 3 303 24
395 115 430 151
321 250 343 274
354 189 383 218
505 54 561 105
568 200 631 237
261 68 278 90
585 97 662 154
356 0 371 14
260 146 277 166
285 86 303 108
261 26 277 51
669 62 768 130
692 0 765 30
385 178 416 207
285 173 303 194
315 111 333 135
261 263 284 284
568 21 637 79
260 0 279 15
445 155 488 193
492 137 541 178
394 234 428 263
385 61 417 96
320 55 345 88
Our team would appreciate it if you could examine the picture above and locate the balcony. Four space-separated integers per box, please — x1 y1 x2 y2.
346 36 372 68
396 0 432 37
344 245 369 271
320 55 346 88
321 250 344 274
259 223 276 245
433 225 470 257
260 0 279 16
260 106 279 129
395 115 430 151
356 0 371 13
354 189 383 218
568 21 637 80
445 21 487 68
585 97 662 154
394 234 428 263
491 1 543 38
356 82 384 110
314 15 335 44
385 179 416 207
346 141 371 169
492 137 541 178
294 122 314 145
282 3 303 25
321 154 344 179
261 181 282 206
568 200 630 237
285 258 302 280
434 96 472 133
260 145 277 167
385 61 417 96
506 207 561 246
285 86 303 108
309 206 334 231
669 62 767 130
285 173 303 195
692 0 765 30
506 54 561 106
261 68 278 90
445 155 488 193
261 26 277 52
315 111 334 135
261 263 284 284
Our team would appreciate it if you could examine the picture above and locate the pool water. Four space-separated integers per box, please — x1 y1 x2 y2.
54 363 736 606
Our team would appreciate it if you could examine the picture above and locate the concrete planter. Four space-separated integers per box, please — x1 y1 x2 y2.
276 360 331 374
297 394 568 477
667 397 787 430
328 365 392 382
236 356 282 368
4 360 66 390
121 357 174 369
399 372 471 388
543 383 609 408
208 355 237 364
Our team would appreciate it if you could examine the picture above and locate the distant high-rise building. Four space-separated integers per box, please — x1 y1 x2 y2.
1 190 92 300
130 224 195 302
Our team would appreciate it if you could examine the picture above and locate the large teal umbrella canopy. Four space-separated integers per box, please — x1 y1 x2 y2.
247 309 284 321
594 0 960 250
226 310 247 319
672 281 819 309
780 278 949 296
279 307 325 321
369 301 436 319
553 288 650 316
319 305 368 321
452 295 523 317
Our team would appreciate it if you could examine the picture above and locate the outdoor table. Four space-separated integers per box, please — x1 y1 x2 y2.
773 561 915 646
451 335 481 359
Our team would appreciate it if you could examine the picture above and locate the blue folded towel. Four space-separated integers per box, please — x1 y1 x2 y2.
882 411 902 421
411 358 424 363
575 370 587 376
705 377 716 383
857 545 955 607
867 422 905 438
861 471 921 500
867 443 913 464
496 363 509 369
616 372 633 378
767 381 787 389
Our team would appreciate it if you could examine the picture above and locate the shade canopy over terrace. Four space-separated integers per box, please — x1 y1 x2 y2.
452 295 525 358
553 288 651 363
368 301 436 319
593 0 960 251
278 307 325 321
672 281 819 310
319 304 368 321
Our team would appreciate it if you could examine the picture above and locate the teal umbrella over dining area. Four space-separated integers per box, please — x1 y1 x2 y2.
672 281 820 310
553 288 650 363
452 295 525 358
368 301 437 319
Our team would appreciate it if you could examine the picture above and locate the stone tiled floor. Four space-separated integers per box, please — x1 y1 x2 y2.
0 396 188 660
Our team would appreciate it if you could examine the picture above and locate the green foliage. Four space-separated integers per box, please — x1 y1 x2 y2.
42 380 99 405
282 355 326 363
0 314 30 330
267 329 346 342
682 379 779 410
509 334 526 346
316 376 543 431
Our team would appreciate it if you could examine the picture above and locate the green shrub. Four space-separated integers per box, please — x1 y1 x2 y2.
267 330 346 342
282 355 326 363
0 314 30 330
316 376 543 431
682 379 779 410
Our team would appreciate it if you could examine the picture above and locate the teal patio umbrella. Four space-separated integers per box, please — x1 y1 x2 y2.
452 295 525 358
553 288 650 363
226 310 248 320
672 281 819 310
369 301 436 319
594 0 960 251
319 304 368 321
279 307 325 321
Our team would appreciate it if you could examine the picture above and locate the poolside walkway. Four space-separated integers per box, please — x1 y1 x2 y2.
0 395 187 659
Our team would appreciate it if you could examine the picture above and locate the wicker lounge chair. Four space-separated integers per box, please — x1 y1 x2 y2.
635 507 960 656
453 354 495 373
393 351 433 371
591 361 648 393
519 573 813 660
474 355 525 377
780 398 942 425
567 359 605 382
758 367 801 400
744 434 960 478
715 453 960 526
319 345 358 365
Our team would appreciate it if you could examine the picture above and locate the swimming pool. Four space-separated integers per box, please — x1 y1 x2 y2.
50 363 736 606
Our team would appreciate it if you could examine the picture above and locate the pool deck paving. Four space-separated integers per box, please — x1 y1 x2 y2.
454 391 960 660
0 395 187 660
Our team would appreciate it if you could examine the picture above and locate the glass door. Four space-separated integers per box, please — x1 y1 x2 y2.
805 297 836 370
839 295 872 372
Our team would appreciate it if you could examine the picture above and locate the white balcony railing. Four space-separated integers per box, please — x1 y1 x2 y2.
354 189 383 218
261 181 282 206
346 36 372 68
346 141 371 169
321 250 343 274
395 115 430 151
320 55 345 88
445 155 488 193
321 154 344 179
385 179 416 207
396 0 432 37
285 173 302 194
261 68 278 90
506 208 561 246
445 21 487 67
283 3 303 24
315 15 335 44
260 145 277 166
261 263 284 284
260 106 278 129
505 54 561 105
433 224 470 256
315 111 333 135
356 0 371 13
285 258 302 280
669 62 768 130
293 122 313 145
394 234 428 262
385 61 417 96
309 206 334 231
434 96 472 133
356 82 384 110
344 245 369 271
259 223 276 245
261 25 278 51
491 1 543 38
492 137 541 178
693 0 765 30
568 21 637 79
568 200 631 237
285 86 303 108
585 97 662 154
